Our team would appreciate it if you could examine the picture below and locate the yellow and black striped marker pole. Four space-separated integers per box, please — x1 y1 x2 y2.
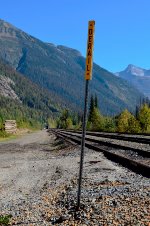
77 20 95 209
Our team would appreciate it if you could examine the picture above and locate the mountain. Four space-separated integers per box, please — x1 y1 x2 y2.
0 19 144 115
0 74 19 100
116 64 150 98
0 58 60 127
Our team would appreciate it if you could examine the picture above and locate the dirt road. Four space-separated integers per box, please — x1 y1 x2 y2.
0 130 125 205
0 130 78 203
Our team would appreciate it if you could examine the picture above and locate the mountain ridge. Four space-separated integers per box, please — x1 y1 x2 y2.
0 58 59 112
116 64 150 98
0 19 144 115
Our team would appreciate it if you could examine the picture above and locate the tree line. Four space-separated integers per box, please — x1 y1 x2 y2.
55 95 150 133
0 92 150 137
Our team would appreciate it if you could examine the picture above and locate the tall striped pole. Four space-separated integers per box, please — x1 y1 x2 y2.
77 20 95 209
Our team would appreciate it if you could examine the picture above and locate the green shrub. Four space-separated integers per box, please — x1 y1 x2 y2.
104 117 116 132
0 130 9 138
0 215 12 225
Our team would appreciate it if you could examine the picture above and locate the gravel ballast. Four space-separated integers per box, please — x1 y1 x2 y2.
0 130 149 225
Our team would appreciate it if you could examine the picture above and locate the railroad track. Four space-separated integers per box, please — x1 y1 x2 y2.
60 129 150 145
56 130 150 158
51 129 150 178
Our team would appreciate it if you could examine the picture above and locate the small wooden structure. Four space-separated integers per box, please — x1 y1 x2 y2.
4 120 17 134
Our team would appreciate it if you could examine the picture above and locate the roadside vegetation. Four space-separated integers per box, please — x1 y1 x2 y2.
0 130 9 138
55 95 150 134
0 94 149 138
0 97 47 138
0 215 12 226
0 95 46 130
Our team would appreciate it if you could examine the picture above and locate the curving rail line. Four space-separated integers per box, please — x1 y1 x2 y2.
51 129 150 178
60 129 150 145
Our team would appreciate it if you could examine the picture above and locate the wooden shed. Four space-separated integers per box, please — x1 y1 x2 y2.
4 120 17 134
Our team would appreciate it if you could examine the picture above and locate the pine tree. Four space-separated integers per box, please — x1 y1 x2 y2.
94 94 98 108
135 105 139 119
90 108 104 131
88 95 95 122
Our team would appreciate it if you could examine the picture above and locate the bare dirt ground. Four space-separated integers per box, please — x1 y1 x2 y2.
0 130 75 203
0 130 125 205
0 130 149 225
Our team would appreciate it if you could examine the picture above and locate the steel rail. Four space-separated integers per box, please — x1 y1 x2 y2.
52 130 150 178
59 129 150 145
58 130 150 158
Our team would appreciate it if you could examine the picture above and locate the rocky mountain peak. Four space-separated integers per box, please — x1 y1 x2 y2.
116 64 150 98
0 19 18 38
0 18 145 115
125 64 145 76
0 19 13 28
0 19 33 42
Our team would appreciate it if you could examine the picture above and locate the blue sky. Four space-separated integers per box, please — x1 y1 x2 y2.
1 0 150 72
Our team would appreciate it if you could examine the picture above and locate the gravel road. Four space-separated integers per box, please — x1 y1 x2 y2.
0 130 77 203
0 130 124 204
0 130 149 225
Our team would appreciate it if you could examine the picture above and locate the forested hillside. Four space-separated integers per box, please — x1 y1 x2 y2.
0 59 60 129
0 19 144 115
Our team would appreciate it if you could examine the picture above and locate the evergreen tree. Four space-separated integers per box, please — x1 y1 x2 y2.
135 105 139 119
90 108 104 131
88 95 95 122
77 113 82 124
94 94 98 108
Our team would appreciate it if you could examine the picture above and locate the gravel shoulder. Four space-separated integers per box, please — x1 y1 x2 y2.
0 130 125 204
0 130 149 225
